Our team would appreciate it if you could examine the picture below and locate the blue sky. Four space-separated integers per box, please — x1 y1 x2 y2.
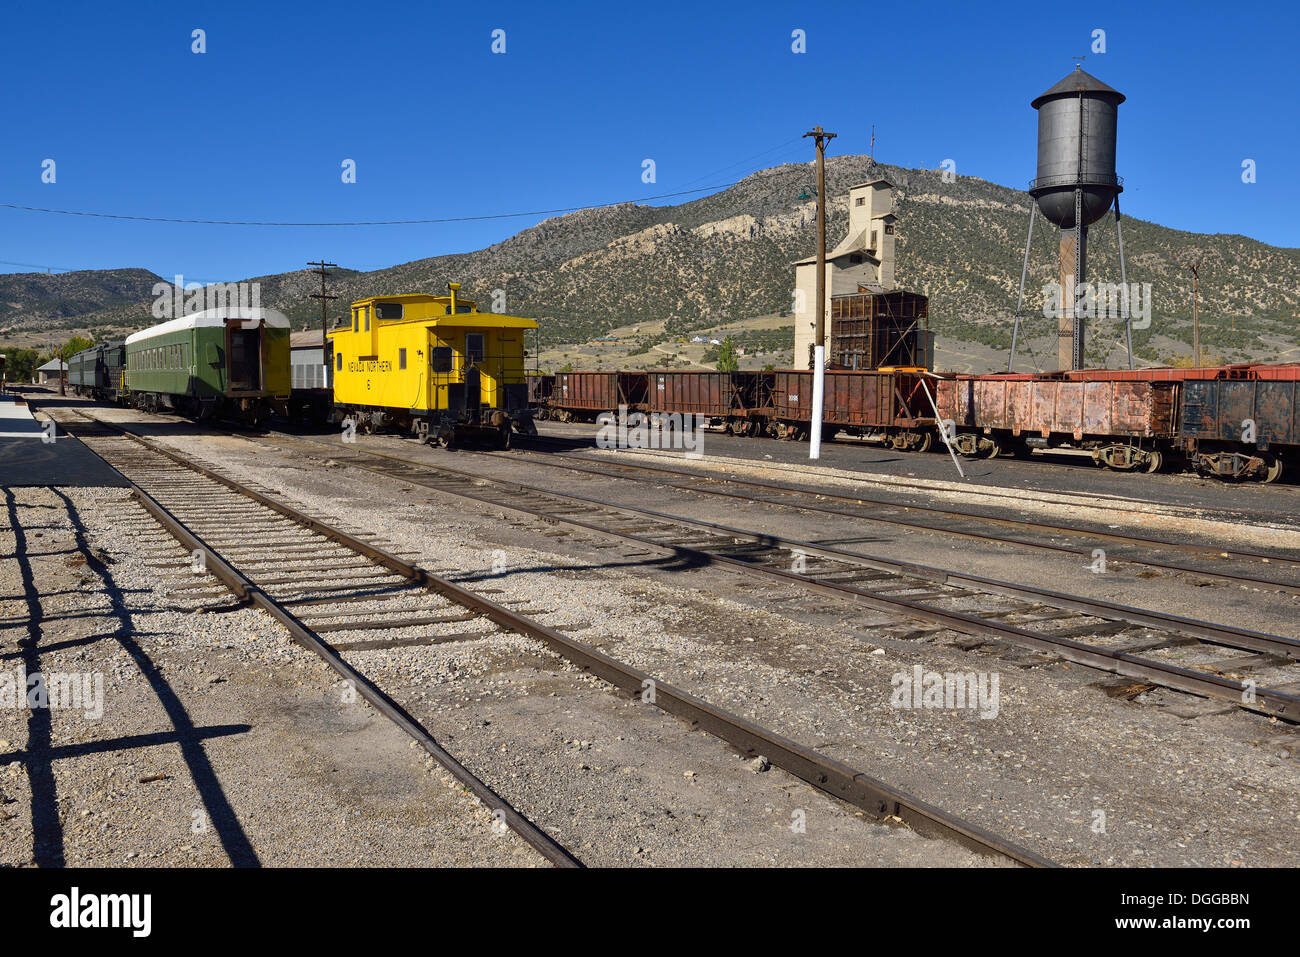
1 0 1295 283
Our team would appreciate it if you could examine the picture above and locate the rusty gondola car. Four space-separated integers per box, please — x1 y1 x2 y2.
769 369 935 448
934 373 1179 470
1053 364 1300 481
526 372 555 418
1174 370 1300 482
546 371 648 422
646 370 768 435
530 361 1300 483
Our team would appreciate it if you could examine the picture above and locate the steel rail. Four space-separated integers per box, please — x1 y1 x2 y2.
523 419 1300 519
507 436 1300 577
270 436 1300 722
129 484 581 867
62 409 1057 866
63 420 581 867
287 434 1300 655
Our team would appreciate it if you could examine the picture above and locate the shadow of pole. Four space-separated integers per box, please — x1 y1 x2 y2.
4 487 64 866
46 487 261 867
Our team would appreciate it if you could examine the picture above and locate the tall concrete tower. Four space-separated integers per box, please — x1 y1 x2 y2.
792 179 898 367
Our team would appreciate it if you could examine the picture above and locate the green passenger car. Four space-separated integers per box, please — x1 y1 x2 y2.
125 309 291 425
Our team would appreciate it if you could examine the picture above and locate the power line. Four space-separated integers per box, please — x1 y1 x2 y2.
0 184 735 228
0 259 224 283
674 137 807 192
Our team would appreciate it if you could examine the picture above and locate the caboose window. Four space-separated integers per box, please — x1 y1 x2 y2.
375 302 403 320
466 334 484 364
336 353 343 371
430 347 452 374
398 348 407 370
363 306 370 332
352 309 359 333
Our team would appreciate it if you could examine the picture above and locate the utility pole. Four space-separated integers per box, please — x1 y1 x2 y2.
803 125 836 461
307 260 339 387
1189 261 1201 368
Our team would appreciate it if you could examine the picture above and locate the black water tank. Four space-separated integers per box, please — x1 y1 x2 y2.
1029 67 1124 228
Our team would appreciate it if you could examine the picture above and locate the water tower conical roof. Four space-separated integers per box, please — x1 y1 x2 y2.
1031 67 1125 109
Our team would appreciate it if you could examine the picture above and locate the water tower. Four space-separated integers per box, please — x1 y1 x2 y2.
1010 65 1131 371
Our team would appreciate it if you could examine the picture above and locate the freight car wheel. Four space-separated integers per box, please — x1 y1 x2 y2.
496 423 512 450
1263 456 1284 484
981 438 1002 458
894 431 932 453
1143 450 1164 474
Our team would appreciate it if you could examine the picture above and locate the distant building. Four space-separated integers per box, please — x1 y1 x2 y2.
793 178 899 367
289 329 332 390
36 358 67 385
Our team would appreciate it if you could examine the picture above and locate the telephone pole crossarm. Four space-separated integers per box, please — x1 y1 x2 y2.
307 260 340 387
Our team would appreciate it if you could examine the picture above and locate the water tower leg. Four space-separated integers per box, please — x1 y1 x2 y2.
1009 199 1036 373
1074 223 1088 369
1072 189 1087 370
1115 197 1133 370
1058 231 1076 371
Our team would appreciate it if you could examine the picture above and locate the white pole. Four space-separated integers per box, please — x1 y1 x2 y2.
809 345 825 459
921 376 965 480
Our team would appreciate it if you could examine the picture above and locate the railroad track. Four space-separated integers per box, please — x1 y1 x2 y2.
504 433 1300 592
54 409 1053 868
248 427 1300 724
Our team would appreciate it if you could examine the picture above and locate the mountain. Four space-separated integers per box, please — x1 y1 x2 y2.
5 156 1299 370
0 267 161 330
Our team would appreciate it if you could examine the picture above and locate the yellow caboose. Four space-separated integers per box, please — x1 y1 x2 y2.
329 283 538 447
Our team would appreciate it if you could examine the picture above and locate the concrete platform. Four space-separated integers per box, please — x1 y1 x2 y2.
0 396 128 487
